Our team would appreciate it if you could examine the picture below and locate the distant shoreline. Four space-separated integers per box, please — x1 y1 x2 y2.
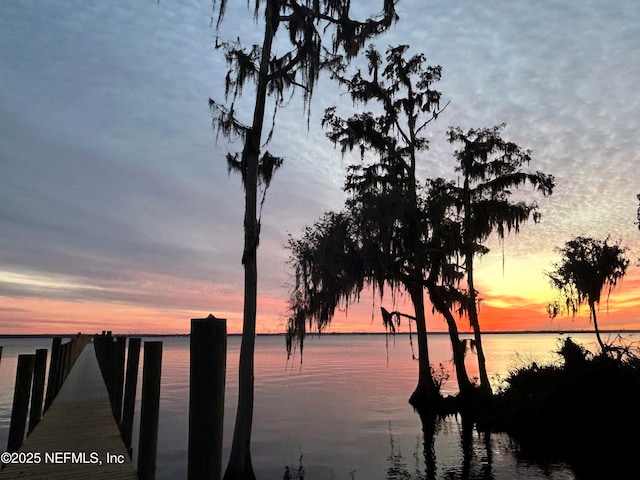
1 330 638 339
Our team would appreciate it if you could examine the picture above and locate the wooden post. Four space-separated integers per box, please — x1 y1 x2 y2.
7 354 35 452
188 314 227 480
97 332 113 385
95 333 106 373
111 335 126 424
44 337 62 411
105 334 115 397
58 341 70 390
138 341 162 480
55 342 66 395
28 348 48 434
70 336 80 365
121 337 141 456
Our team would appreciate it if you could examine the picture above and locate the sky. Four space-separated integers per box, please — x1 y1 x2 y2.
1 0 639 335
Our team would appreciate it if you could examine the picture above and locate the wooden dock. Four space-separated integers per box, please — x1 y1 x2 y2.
0 343 138 479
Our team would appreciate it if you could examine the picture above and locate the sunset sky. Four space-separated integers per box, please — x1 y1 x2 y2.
1 0 639 335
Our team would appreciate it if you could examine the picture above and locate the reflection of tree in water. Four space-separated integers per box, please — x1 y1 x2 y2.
452 414 494 480
282 414 496 480
387 415 436 480
282 453 305 480
284 412 574 480
386 412 496 480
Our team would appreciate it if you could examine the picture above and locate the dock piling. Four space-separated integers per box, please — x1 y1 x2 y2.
44 337 61 412
188 314 227 480
28 348 48 434
111 335 126 424
121 337 141 456
138 341 163 480
7 354 35 452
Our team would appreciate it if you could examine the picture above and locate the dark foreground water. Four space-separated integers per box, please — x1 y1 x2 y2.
1 332 622 479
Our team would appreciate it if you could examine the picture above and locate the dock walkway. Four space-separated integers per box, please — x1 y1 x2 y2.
0 343 138 479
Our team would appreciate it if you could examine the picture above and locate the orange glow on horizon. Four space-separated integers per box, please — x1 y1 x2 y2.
1 268 639 335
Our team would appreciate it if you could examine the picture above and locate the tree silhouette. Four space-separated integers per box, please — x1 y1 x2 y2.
209 2 397 478
547 236 629 353
327 44 449 406
447 125 555 395
287 45 477 407
286 210 363 348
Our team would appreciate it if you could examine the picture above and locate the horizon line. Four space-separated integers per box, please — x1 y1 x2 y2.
1 329 639 338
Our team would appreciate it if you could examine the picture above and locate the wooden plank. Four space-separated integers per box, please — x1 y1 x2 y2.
0 343 138 479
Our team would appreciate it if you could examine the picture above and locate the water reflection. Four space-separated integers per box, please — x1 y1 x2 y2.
388 412 496 480
0 335 580 480
409 411 574 480
282 407 575 480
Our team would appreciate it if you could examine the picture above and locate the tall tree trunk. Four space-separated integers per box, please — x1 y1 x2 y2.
428 286 473 397
463 170 492 396
408 284 438 408
590 302 607 353
224 2 276 479
465 250 492 396
405 111 439 407
224 181 258 479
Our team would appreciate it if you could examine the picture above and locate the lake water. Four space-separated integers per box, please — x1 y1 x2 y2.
0 332 621 479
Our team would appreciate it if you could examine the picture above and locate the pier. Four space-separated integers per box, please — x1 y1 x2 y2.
2 317 225 480
0 341 138 479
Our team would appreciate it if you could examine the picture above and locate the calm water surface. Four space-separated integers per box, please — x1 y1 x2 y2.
1 332 618 479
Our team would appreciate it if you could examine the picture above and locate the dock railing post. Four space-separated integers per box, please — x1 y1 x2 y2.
7 354 35 452
138 341 162 480
28 348 48 434
44 337 61 411
58 341 70 390
70 335 80 365
188 314 226 480
95 332 107 373
111 335 126 424
64 342 71 385
104 333 115 397
121 337 141 457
